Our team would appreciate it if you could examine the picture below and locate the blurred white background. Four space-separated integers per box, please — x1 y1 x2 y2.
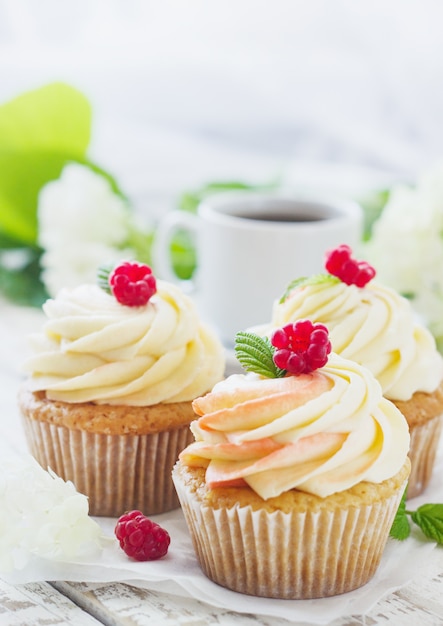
0 0 442 211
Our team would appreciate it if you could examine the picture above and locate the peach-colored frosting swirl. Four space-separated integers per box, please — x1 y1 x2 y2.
269 279 443 401
23 281 225 406
180 353 410 499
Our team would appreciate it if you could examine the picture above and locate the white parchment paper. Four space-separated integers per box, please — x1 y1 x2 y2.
2 483 441 625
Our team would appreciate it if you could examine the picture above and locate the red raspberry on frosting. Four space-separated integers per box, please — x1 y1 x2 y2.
325 244 375 288
108 261 157 306
271 320 332 375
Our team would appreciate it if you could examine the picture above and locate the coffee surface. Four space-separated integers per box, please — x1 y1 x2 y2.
231 211 330 222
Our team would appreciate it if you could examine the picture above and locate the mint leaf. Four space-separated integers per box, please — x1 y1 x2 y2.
390 489 410 541
410 504 443 545
234 331 286 378
279 274 340 303
392 492 443 546
97 264 113 294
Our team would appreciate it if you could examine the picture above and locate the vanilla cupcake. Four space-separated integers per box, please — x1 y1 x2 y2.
266 245 443 498
19 261 225 516
172 325 410 599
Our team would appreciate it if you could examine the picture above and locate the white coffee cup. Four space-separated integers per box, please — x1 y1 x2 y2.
152 191 363 346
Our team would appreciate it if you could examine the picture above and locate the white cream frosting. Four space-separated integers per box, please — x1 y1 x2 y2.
180 353 410 499
24 281 225 405
269 279 443 401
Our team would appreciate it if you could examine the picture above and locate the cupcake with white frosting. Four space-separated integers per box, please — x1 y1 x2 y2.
19 261 225 516
266 245 443 498
172 324 410 599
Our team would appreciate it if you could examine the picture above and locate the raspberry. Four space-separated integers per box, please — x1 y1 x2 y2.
324 243 352 274
109 262 157 306
115 510 170 561
325 245 375 288
271 321 331 374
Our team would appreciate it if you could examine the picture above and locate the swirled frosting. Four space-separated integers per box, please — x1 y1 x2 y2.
23 281 225 405
269 279 443 401
180 353 410 498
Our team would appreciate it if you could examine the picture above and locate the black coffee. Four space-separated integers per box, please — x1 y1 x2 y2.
221 200 340 223
236 212 329 223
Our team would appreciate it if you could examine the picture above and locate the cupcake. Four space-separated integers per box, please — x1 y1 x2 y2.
266 244 443 498
19 261 225 516
172 323 410 599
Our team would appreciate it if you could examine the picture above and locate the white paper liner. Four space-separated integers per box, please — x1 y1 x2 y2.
21 415 193 516
172 470 406 599
407 412 443 498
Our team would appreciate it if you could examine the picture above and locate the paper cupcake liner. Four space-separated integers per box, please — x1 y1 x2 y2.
407 413 443 499
22 415 193 517
173 467 408 599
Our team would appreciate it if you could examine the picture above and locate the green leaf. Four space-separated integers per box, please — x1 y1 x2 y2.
0 230 26 249
279 274 340 303
97 264 113 294
177 179 280 214
170 230 197 280
125 222 155 267
234 331 286 378
410 504 443 545
0 249 48 307
0 152 78 245
389 489 410 541
357 188 390 241
0 83 92 245
0 82 91 155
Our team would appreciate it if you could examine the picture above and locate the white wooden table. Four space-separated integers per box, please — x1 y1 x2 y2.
1 299 443 626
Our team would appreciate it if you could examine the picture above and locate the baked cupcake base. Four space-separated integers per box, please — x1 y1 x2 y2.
19 386 195 517
172 460 410 600
393 382 443 499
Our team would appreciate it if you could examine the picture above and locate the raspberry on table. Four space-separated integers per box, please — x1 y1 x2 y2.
271 320 331 375
325 244 376 288
115 510 171 561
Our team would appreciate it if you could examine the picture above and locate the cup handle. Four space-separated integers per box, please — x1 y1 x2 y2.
151 210 199 288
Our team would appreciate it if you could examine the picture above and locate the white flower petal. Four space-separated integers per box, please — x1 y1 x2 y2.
37 163 138 297
0 456 108 573
366 162 443 342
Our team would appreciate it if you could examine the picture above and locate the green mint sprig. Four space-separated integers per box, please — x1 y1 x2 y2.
234 331 286 379
279 274 340 304
390 488 443 545
97 263 113 294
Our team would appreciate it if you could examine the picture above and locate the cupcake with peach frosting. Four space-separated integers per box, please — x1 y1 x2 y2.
266 245 443 497
19 261 225 516
172 323 410 599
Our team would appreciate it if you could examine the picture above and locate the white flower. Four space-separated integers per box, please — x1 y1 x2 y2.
365 161 443 344
38 163 135 296
40 242 134 296
0 456 107 573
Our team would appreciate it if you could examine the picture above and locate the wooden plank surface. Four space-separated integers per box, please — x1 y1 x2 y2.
0 579 101 626
50 555 443 626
